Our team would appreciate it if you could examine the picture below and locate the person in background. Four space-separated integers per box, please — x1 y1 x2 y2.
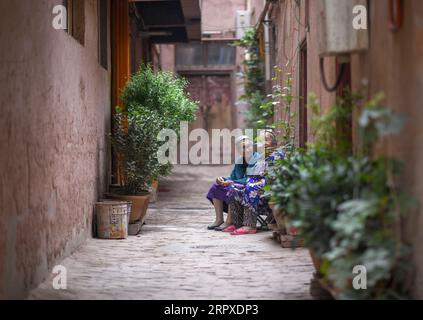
224 130 285 235
206 136 261 230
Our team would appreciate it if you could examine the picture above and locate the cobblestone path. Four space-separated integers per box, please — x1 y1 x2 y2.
29 166 315 300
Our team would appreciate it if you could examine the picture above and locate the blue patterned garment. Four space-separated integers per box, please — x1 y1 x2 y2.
227 148 285 214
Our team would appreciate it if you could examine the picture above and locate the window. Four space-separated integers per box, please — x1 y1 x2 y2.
64 0 85 45
176 42 235 69
207 42 236 66
176 43 203 66
98 0 108 69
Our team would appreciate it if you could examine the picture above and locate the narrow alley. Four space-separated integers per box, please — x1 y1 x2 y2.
29 165 315 300
3 0 423 303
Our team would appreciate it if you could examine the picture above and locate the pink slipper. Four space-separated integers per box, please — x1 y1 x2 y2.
223 225 237 233
231 227 257 235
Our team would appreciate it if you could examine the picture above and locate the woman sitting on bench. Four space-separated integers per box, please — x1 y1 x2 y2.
206 135 261 230
224 131 285 235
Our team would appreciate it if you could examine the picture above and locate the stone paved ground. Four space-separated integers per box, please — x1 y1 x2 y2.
29 165 315 300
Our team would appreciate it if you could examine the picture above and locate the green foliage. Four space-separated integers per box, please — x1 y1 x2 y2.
266 94 413 299
358 93 406 156
270 69 296 148
268 148 350 256
111 107 163 194
308 91 361 156
110 65 198 194
235 28 265 94
236 27 271 129
243 91 272 129
122 65 198 133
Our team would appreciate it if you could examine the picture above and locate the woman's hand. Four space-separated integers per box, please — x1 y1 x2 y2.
222 180 234 187
216 177 225 185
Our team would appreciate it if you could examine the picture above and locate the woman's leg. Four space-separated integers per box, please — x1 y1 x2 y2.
242 206 257 230
230 206 258 235
214 203 235 231
213 199 224 223
215 211 232 231
225 186 245 227
208 198 224 229
229 200 244 228
225 210 233 226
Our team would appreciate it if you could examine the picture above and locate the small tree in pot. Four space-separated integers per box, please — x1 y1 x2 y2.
109 65 198 227
108 107 162 225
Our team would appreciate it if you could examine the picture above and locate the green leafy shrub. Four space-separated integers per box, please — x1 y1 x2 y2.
308 92 360 156
269 70 297 148
236 27 271 129
110 65 198 194
267 93 414 299
111 107 163 194
122 65 198 133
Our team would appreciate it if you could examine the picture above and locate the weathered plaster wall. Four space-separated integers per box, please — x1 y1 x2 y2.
202 0 246 38
159 44 176 72
269 0 336 143
350 0 423 298
270 0 423 298
0 0 111 299
248 0 266 25
159 0 248 129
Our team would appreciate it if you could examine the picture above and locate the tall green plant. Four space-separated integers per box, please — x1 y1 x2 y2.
111 107 163 194
267 93 414 299
110 65 198 194
270 68 296 148
308 91 361 156
122 65 198 133
236 27 271 129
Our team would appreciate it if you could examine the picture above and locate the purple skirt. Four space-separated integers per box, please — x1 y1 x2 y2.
206 183 245 213
206 183 231 213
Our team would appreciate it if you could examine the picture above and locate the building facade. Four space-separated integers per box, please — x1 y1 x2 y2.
249 0 423 298
159 0 250 133
0 0 201 300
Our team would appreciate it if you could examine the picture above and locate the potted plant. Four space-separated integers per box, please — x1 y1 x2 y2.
268 93 413 299
108 107 162 226
120 64 198 176
149 180 159 203
108 65 198 230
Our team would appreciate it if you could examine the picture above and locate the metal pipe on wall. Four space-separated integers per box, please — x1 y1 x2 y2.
264 12 271 93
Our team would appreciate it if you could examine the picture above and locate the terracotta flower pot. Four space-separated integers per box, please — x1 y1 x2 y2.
309 250 323 274
272 208 287 233
149 180 159 203
285 217 299 236
272 208 299 236
106 192 151 224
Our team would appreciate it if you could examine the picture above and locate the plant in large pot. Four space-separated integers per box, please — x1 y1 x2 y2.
121 65 198 201
108 65 198 228
108 107 162 225
123 65 198 175
267 93 414 299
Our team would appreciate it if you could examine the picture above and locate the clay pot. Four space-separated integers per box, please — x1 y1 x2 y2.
105 192 151 224
285 217 299 236
149 180 159 203
272 208 287 233
309 250 323 274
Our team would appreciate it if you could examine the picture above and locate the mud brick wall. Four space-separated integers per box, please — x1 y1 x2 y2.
0 0 111 299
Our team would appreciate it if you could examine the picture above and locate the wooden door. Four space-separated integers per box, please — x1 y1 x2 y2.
184 74 233 132
111 0 130 184
183 74 234 163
